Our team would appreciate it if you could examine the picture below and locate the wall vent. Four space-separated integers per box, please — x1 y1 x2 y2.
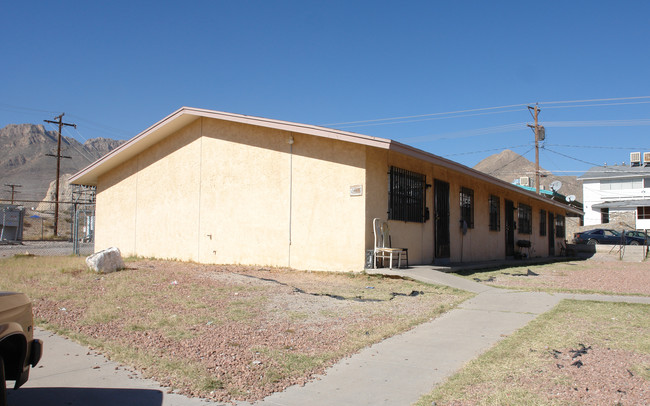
519 176 530 186
630 152 641 167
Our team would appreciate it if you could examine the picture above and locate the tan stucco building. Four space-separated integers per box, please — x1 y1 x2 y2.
71 107 582 272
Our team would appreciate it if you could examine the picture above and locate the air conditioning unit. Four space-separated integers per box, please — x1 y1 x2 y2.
630 152 641 167
519 176 530 186
644 152 650 166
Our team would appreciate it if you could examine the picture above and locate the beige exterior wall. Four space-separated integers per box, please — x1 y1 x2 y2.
95 117 367 271
95 120 202 261
363 150 573 265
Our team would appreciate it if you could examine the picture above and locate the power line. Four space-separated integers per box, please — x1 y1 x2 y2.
538 96 650 105
541 147 640 172
486 146 535 175
543 119 650 128
443 144 530 157
322 96 650 128
322 103 530 127
546 144 650 150
543 101 650 110
401 123 527 143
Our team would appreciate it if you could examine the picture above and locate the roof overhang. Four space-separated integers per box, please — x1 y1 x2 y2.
70 107 583 216
592 199 650 209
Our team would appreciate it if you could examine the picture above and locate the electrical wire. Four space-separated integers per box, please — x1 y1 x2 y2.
401 123 527 143
43 122 95 164
542 101 650 110
542 147 649 173
546 144 650 150
538 96 650 105
443 144 531 157
332 108 528 129
322 96 650 129
485 146 535 175
322 103 531 126
543 119 650 128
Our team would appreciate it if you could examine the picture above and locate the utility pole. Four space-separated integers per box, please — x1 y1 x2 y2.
4 184 21 204
527 104 544 194
44 113 76 236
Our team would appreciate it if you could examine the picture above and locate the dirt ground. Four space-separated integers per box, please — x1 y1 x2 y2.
470 259 650 295
25 257 650 404
462 260 650 406
30 260 467 403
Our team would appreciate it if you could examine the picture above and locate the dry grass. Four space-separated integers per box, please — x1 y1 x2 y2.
415 300 650 406
458 260 650 296
0 255 472 403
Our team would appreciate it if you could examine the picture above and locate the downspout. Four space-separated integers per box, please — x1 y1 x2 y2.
197 117 203 262
288 134 294 267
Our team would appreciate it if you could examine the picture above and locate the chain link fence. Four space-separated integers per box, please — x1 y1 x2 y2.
1 197 95 258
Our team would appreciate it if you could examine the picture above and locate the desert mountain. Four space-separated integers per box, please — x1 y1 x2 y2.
473 149 582 201
1 124 123 201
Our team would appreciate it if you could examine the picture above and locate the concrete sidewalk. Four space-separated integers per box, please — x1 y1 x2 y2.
253 275 562 406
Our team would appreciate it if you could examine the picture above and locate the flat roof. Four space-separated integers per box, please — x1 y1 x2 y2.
579 165 650 180
70 107 582 215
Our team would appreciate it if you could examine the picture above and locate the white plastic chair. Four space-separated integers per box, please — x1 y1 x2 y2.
373 218 408 269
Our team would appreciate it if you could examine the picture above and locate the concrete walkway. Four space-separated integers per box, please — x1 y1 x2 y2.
12 267 650 406
255 266 650 406
254 273 562 406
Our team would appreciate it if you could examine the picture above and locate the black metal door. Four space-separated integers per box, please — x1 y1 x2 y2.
434 179 450 258
505 199 515 256
548 212 555 255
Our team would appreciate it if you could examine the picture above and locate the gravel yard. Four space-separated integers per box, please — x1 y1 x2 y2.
468 259 650 295
4 257 469 403
441 259 650 406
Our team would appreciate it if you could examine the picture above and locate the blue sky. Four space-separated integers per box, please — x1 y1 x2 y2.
2 1 650 178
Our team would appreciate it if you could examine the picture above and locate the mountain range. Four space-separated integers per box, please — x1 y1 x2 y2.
473 149 582 201
1 124 123 201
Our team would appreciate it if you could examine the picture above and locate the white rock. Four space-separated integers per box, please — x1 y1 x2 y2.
86 247 124 274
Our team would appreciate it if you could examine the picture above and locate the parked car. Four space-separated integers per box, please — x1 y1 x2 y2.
625 230 649 245
0 292 42 405
573 229 625 245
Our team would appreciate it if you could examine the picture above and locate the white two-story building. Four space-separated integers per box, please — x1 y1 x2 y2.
580 152 650 230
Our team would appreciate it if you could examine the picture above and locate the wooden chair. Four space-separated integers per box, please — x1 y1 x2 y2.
373 218 408 269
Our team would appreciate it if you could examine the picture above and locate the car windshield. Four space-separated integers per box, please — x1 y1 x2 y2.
606 230 620 236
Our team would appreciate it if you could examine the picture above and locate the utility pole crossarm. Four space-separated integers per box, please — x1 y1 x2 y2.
44 113 77 236
4 184 22 204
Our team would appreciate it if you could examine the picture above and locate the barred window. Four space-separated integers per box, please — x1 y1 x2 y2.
540 209 547 236
388 166 426 223
489 195 500 231
639 206 650 220
460 187 474 228
555 214 565 238
518 203 532 234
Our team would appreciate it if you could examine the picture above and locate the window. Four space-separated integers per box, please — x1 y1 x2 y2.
518 203 532 234
540 209 547 236
488 195 500 231
638 206 650 220
388 166 427 223
601 208 610 223
460 187 474 228
600 178 643 190
555 214 565 238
